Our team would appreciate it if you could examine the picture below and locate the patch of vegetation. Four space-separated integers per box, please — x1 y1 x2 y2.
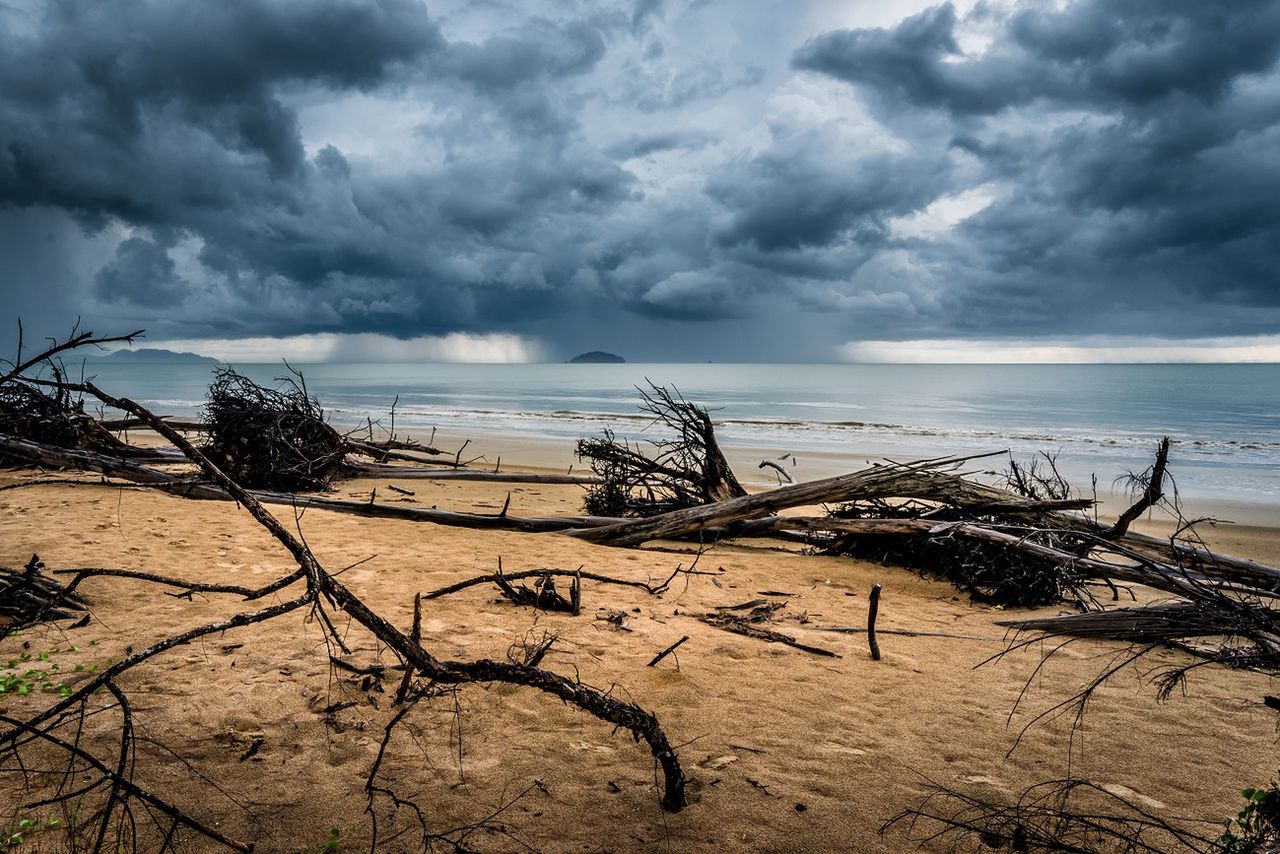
1221 779 1280 853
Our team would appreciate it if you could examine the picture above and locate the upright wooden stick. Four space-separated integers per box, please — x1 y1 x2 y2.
394 593 422 704
868 584 882 661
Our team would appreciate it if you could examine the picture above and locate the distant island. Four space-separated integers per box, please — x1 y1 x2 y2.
569 351 625 364
90 348 221 365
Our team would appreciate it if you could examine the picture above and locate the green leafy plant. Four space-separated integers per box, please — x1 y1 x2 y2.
1221 779 1280 853
0 644 101 699
291 824 354 854
4 815 68 847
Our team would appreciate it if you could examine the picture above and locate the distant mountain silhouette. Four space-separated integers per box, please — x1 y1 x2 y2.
568 350 625 364
91 348 220 365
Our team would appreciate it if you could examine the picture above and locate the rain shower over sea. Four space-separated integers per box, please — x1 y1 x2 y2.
84 361 1280 504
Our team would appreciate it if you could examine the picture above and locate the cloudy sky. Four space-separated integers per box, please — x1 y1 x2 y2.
2 0 1279 362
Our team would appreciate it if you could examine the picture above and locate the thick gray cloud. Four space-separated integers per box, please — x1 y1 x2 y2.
792 0 1280 340
93 235 188 308
1 0 1278 359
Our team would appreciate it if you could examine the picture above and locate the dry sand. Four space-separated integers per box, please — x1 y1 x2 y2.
1 434 1276 852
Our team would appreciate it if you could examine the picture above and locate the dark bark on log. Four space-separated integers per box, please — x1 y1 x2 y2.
1104 437 1170 539
0 431 617 532
9 431 1279 605
100 418 207 432
346 439 457 466
695 612 839 658
867 584 882 661
345 461 600 484
749 515 1245 600
394 593 421 705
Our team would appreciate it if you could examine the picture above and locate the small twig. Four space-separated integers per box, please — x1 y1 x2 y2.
395 593 422 705
647 636 689 667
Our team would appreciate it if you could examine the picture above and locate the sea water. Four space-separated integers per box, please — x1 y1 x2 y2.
76 362 1280 503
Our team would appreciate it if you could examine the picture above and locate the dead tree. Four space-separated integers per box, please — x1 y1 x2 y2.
0 331 688 852
576 382 745 516
0 323 148 465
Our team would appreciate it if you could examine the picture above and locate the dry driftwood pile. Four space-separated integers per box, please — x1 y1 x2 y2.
0 554 87 635
1 349 598 490
0 326 152 466
202 365 348 491
202 366 517 489
576 382 745 516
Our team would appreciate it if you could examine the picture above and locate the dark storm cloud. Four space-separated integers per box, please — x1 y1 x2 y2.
794 1 1280 116
793 0 1280 340
437 18 607 92
0 0 444 183
0 0 631 343
2 0 1280 358
603 130 712 161
93 235 188 308
708 139 951 252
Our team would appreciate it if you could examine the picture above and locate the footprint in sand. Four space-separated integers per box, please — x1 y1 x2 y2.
1101 783 1166 809
960 775 1005 789
569 741 615 753
701 755 739 770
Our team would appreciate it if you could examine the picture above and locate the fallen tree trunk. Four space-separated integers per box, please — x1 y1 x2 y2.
345 461 600 484
0 433 614 532
346 439 462 467
750 516 1279 602
100 417 208 432
569 455 999 547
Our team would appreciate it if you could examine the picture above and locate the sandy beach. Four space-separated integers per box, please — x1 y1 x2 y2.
1 431 1276 852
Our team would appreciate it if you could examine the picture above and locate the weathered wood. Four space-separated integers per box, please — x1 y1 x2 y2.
1104 436 1170 539
346 439 456 465
394 592 421 704
9 430 1280 605
570 456 991 547
100 418 207 432
647 635 689 667
695 612 840 658
49 380 690 813
0 432 614 532
346 462 600 484
748 515 1280 601
867 584 882 661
